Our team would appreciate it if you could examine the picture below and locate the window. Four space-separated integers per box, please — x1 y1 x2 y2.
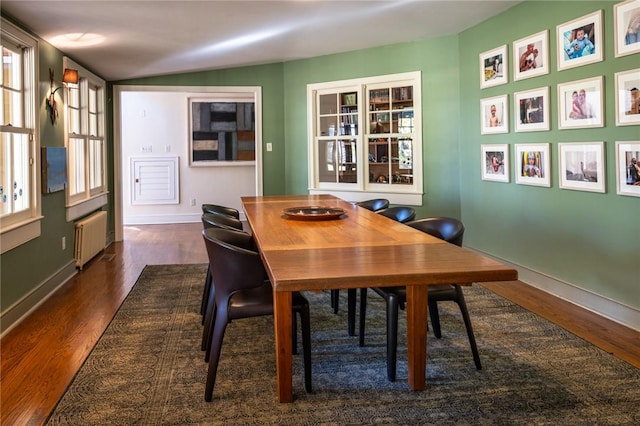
307 72 422 205
0 19 41 253
64 58 107 220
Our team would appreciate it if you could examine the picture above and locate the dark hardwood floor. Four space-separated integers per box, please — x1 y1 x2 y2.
1 223 638 425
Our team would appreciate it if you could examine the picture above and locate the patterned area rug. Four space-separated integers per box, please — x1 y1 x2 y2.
47 264 639 425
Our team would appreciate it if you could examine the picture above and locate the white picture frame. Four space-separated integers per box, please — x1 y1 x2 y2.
557 10 603 71
514 87 550 132
614 68 640 126
481 144 510 183
479 45 508 89
480 95 509 134
513 30 550 81
614 0 640 58
615 141 640 197
558 142 606 193
515 143 550 187
557 76 604 130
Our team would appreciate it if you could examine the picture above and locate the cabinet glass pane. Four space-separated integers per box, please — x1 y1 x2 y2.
318 139 357 183
319 116 338 137
319 93 337 115
393 110 414 134
391 86 413 109
393 137 413 185
369 88 390 111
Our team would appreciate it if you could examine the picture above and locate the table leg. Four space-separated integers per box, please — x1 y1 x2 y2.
406 285 428 390
273 291 293 402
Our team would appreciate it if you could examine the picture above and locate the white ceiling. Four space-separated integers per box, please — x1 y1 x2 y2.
1 0 520 81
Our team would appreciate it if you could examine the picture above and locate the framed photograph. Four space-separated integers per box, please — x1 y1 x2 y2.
480 95 509 134
614 0 640 57
558 142 605 193
513 30 549 81
556 10 603 71
615 68 640 126
481 144 509 182
514 87 549 132
557 76 604 130
515 143 550 187
615 141 640 197
479 45 507 89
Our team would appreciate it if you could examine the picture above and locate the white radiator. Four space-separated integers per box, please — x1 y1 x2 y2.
74 211 107 269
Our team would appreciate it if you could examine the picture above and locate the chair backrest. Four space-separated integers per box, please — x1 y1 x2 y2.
377 206 416 223
202 228 266 303
202 212 244 231
201 203 240 219
357 198 389 212
406 217 464 247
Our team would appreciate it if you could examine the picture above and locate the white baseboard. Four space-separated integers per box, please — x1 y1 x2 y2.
470 248 639 331
124 212 246 225
0 260 77 338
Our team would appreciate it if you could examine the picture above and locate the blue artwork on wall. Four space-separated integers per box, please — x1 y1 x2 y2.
41 146 67 193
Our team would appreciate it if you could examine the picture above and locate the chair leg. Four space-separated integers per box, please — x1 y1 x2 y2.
292 310 298 355
429 299 442 338
204 310 228 402
358 288 367 347
454 286 482 370
385 293 399 382
347 288 357 336
202 282 217 356
200 266 211 322
298 303 313 393
330 289 339 313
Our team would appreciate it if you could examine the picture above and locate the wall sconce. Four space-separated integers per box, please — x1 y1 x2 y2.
46 67 78 125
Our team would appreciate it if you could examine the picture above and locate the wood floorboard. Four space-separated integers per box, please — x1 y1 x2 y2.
1 223 638 426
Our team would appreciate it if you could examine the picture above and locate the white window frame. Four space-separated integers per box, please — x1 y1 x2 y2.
0 18 41 254
307 71 423 205
63 57 108 221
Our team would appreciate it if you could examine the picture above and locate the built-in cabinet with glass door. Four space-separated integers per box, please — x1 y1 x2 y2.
308 72 422 204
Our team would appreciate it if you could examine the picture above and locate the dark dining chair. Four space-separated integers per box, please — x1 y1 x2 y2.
359 217 482 381
200 213 248 351
202 227 312 401
201 203 240 219
376 206 416 223
356 198 389 212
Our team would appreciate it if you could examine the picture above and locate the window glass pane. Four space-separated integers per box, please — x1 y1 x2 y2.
0 133 10 215
68 137 85 195
2 88 22 127
89 139 102 190
12 133 29 212
2 45 23 127
2 46 21 90
89 87 97 136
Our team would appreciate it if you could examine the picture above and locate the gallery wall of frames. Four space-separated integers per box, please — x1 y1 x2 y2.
478 0 640 198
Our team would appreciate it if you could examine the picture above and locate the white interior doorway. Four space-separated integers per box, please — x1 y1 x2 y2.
113 85 263 241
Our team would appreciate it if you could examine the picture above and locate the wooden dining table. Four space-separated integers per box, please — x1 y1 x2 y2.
241 194 518 402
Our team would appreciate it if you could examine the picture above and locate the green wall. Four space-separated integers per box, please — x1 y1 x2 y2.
458 1 637 307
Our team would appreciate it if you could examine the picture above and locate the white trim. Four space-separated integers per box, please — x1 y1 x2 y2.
468 247 640 331
309 189 423 206
0 260 77 337
0 219 42 254
123 211 245 225
66 192 109 222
